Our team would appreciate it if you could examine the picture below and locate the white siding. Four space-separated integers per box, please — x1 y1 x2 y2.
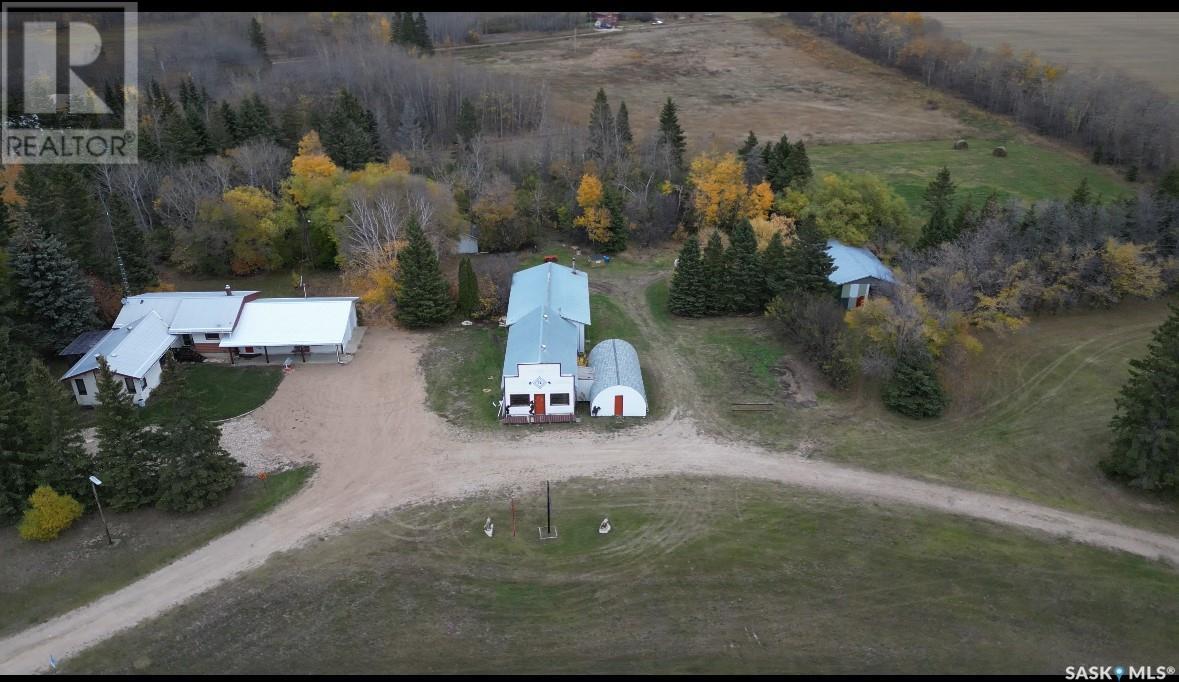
502 362 576 417
590 386 648 417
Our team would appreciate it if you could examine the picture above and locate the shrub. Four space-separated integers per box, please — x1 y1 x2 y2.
765 293 855 389
882 349 948 418
18 486 84 542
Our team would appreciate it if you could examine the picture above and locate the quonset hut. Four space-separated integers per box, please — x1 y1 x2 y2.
586 338 647 417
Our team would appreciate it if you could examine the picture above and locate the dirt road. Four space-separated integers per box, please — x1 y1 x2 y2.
3 327 1178 674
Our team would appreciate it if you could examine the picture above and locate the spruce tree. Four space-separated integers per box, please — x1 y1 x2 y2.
150 358 242 512
8 225 98 353
399 12 418 48
390 11 403 44
657 97 686 173
767 135 794 193
785 140 812 187
782 215 835 295
215 101 241 148
14 165 104 272
587 88 614 161
322 89 378 170
394 217 454 327
726 219 767 313
668 237 706 317
25 360 91 504
1157 167 1179 200
456 98 479 148
700 230 730 316
0 330 34 521
602 187 628 254
1070 177 1093 207
248 16 269 63
415 13 434 55
1100 304 1179 490
456 257 480 317
761 230 789 298
237 94 276 143
93 357 156 512
882 347 948 419
109 194 158 295
738 131 759 159
918 166 957 250
615 101 633 151
951 198 976 237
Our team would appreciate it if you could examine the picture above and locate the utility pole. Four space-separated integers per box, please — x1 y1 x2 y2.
89 475 113 545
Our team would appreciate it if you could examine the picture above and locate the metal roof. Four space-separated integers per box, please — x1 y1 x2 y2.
218 298 358 348
587 338 646 403
502 305 579 376
61 311 174 380
113 291 258 331
826 239 896 286
505 262 591 326
58 329 111 356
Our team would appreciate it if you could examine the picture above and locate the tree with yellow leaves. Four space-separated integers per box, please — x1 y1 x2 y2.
574 172 611 244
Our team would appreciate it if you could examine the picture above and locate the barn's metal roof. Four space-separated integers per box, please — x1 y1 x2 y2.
587 338 646 403
826 239 896 286
502 305 579 376
61 311 174 380
113 291 257 331
218 298 358 348
505 262 591 326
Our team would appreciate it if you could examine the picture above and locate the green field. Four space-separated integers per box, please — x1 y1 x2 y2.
141 364 284 422
587 292 646 350
809 137 1134 217
62 477 1179 674
0 467 312 638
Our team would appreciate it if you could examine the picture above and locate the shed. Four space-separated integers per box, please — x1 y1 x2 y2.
586 338 647 417
826 239 896 309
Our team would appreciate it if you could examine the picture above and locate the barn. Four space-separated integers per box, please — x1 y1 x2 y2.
586 338 647 417
826 239 896 309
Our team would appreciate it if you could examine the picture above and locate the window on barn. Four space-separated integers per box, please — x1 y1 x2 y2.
124 376 137 394
550 393 570 405
205 332 221 341
509 394 531 406
74 378 87 396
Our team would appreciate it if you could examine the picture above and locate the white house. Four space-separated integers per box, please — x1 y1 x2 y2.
113 288 259 357
61 310 176 406
218 297 361 363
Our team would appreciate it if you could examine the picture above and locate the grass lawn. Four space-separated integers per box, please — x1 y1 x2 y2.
422 324 507 430
587 292 646 351
62 477 1179 674
141 364 284 422
0 466 313 638
809 137 1134 217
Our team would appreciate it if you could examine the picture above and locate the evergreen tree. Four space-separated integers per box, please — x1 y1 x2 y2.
0 182 11 246
237 94 276 143
456 256 480 317
700 230 730 315
456 97 480 148
766 134 793 193
1157 167 1179 200
882 347 948 419
587 88 614 161
1070 177 1093 207
214 101 241 149
390 11 403 44
0 330 34 521
602 187 628 254
726 219 766 313
415 13 434 55
394 217 454 327
761 230 789 298
918 166 957 249
668 237 707 317
951 198 976 237
1100 304 1179 490
150 358 242 512
108 194 158 295
14 165 104 272
93 357 156 512
782 215 835 295
785 140 813 187
321 89 379 170
8 225 98 352
248 16 269 63
737 130 759 159
399 12 418 48
657 98 686 173
616 101 633 151
24 360 91 504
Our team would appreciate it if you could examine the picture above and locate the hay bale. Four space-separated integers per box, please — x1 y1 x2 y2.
953 139 969 150
992 145 1008 157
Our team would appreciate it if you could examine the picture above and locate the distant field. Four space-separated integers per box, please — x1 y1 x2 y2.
64 477 1179 674
809 137 1134 216
461 16 976 148
926 13 1179 98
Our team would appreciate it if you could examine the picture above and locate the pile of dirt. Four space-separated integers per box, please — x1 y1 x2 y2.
773 359 818 407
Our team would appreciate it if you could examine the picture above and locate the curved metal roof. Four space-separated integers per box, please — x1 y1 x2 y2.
587 338 646 403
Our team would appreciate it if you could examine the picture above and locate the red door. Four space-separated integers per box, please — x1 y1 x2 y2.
534 394 546 415
855 296 866 308
614 395 624 415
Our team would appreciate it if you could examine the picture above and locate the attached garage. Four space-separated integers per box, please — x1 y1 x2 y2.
587 338 647 417
218 297 361 363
